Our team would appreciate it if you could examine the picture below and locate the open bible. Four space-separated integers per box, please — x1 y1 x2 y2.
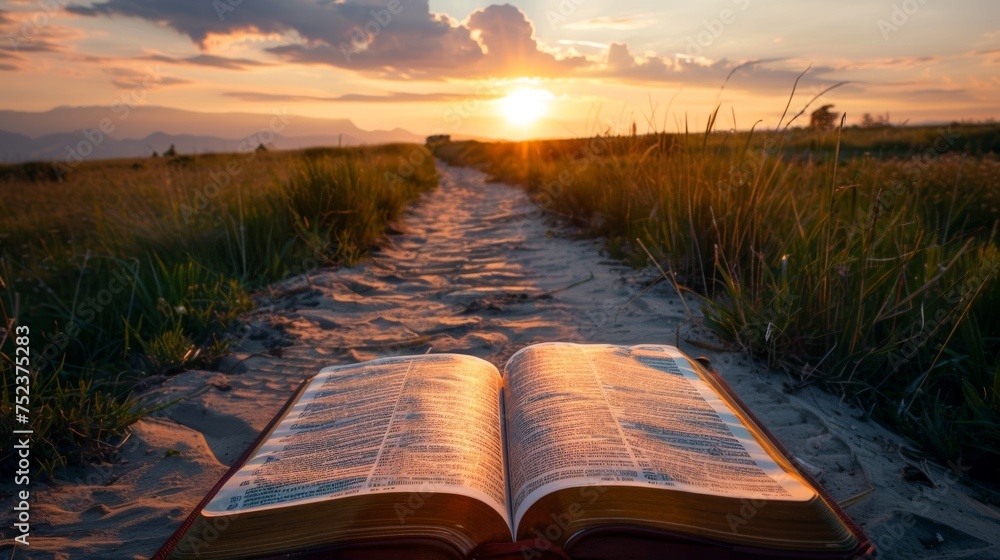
155 343 872 559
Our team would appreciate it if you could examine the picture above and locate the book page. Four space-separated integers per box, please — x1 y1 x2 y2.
203 354 509 527
503 343 815 532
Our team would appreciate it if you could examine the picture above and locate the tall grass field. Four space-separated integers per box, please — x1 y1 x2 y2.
434 122 1000 478
0 145 437 475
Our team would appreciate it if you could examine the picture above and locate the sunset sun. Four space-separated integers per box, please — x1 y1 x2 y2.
499 89 554 126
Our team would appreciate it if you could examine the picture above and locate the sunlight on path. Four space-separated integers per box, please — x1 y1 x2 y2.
245 161 688 375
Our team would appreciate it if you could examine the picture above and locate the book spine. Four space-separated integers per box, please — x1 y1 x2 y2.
470 541 571 560
151 379 312 560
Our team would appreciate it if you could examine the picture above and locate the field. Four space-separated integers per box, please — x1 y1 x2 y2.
434 123 1000 478
0 145 437 474
2 121 998 482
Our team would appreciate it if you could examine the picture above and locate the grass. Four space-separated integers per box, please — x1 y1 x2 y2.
434 122 1000 479
0 144 437 475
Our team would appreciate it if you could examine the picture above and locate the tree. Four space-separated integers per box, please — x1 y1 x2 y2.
860 112 891 128
809 104 839 131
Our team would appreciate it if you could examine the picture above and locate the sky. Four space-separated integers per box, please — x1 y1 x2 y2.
1 0 998 139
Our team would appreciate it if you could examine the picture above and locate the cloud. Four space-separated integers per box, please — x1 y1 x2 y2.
70 0 482 75
465 4 585 77
908 88 968 96
0 39 61 53
604 42 673 80
593 42 841 95
63 53 114 64
61 0 851 94
67 0 285 47
105 67 192 90
225 90 501 103
0 14 66 55
563 15 655 31
873 86 976 103
831 55 942 71
139 53 272 70
266 8 483 78
265 3 588 79
971 48 1000 66
69 0 584 79
557 40 608 50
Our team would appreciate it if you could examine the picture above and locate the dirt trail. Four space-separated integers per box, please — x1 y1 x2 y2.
19 163 999 559
256 161 689 365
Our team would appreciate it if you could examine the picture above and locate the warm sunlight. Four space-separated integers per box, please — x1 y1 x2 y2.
4 0 997 556
499 89 555 127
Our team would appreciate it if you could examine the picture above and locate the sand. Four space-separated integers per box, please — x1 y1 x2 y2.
7 162 999 559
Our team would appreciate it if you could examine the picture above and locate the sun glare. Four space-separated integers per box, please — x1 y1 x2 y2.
500 89 554 127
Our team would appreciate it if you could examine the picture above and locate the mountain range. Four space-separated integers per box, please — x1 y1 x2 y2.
0 106 424 163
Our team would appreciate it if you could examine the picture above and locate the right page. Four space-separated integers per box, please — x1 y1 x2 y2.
503 343 816 535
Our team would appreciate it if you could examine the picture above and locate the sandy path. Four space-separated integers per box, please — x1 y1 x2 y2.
9 163 998 559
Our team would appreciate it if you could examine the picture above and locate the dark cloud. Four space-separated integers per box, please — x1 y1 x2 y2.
265 6 483 79
225 91 500 103
139 53 272 70
70 0 484 76
68 0 289 46
260 3 588 79
69 0 584 79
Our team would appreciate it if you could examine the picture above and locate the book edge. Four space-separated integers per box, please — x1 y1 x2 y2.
153 354 508 558
647 354 875 558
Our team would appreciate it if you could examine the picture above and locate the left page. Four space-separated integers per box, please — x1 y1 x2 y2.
203 354 509 527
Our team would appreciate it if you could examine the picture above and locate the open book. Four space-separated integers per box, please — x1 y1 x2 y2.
155 343 872 559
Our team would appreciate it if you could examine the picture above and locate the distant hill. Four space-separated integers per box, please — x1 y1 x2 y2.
0 105 423 163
